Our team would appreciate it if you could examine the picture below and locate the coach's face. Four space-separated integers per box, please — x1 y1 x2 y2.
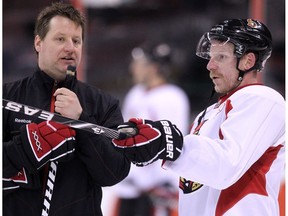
34 15 83 81
206 40 240 94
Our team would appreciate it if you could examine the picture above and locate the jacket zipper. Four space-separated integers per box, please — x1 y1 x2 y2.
42 80 58 195
50 81 58 112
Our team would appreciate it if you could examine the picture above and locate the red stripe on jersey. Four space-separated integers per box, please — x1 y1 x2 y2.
219 99 233 139
215 144 283 216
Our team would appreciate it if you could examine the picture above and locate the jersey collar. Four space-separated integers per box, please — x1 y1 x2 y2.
215 83 263 107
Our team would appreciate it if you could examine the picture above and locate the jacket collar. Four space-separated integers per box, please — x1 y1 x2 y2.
33 69 77 90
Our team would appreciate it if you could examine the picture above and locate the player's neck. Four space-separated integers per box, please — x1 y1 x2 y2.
145 77 166 90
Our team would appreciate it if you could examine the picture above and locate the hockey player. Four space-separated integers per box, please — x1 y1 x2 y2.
3 2 130 216
112 19 285 216
113 41 190 216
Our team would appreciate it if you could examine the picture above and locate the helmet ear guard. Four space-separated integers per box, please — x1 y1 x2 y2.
196 19 272 72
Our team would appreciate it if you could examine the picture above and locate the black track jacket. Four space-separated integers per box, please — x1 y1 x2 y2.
3 70 131 216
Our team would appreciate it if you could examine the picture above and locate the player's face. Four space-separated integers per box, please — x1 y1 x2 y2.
130 58 155 85
206 41 240 94
34 16 83 81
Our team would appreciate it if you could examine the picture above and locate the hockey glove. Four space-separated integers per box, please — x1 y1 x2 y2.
112 118 183 166
20 121 76 171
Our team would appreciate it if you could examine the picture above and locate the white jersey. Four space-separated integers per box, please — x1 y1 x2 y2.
115 83 190 198
122 83 190 134
163 84 285 216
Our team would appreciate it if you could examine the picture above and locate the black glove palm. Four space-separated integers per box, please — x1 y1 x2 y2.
112 118 183 166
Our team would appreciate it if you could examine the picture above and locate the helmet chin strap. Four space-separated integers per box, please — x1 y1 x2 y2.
228 58 244 91
238 71 244 81
236 58 245 81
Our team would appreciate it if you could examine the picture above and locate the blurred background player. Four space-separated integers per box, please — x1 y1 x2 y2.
112 41 191 216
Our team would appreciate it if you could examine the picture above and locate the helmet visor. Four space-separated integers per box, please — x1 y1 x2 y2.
196 33 232 60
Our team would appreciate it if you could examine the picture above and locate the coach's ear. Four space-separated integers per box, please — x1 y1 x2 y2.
34 35 42 53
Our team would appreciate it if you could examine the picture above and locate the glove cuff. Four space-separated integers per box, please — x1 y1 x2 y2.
20 124 50 171
5 133 38 173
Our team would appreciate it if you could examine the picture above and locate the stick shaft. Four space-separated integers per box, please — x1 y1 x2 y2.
2 99 125 139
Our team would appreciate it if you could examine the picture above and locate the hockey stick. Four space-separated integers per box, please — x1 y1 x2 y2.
2 98 133 139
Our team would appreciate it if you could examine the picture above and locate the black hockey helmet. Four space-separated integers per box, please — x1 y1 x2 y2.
131 42 173 78
196 19 272 71
131 42 172 64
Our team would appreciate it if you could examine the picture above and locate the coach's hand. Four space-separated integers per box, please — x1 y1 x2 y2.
54 88 83 120
20 121 76 171
112 118 183 166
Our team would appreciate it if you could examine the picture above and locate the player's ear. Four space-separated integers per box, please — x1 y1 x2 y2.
240 52 256 71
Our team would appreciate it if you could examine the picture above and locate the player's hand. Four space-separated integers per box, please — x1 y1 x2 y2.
54 88 82 120
20 121 76 170
112 118 183 166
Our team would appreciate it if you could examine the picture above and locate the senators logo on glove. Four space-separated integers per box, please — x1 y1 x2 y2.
112 118 183 166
